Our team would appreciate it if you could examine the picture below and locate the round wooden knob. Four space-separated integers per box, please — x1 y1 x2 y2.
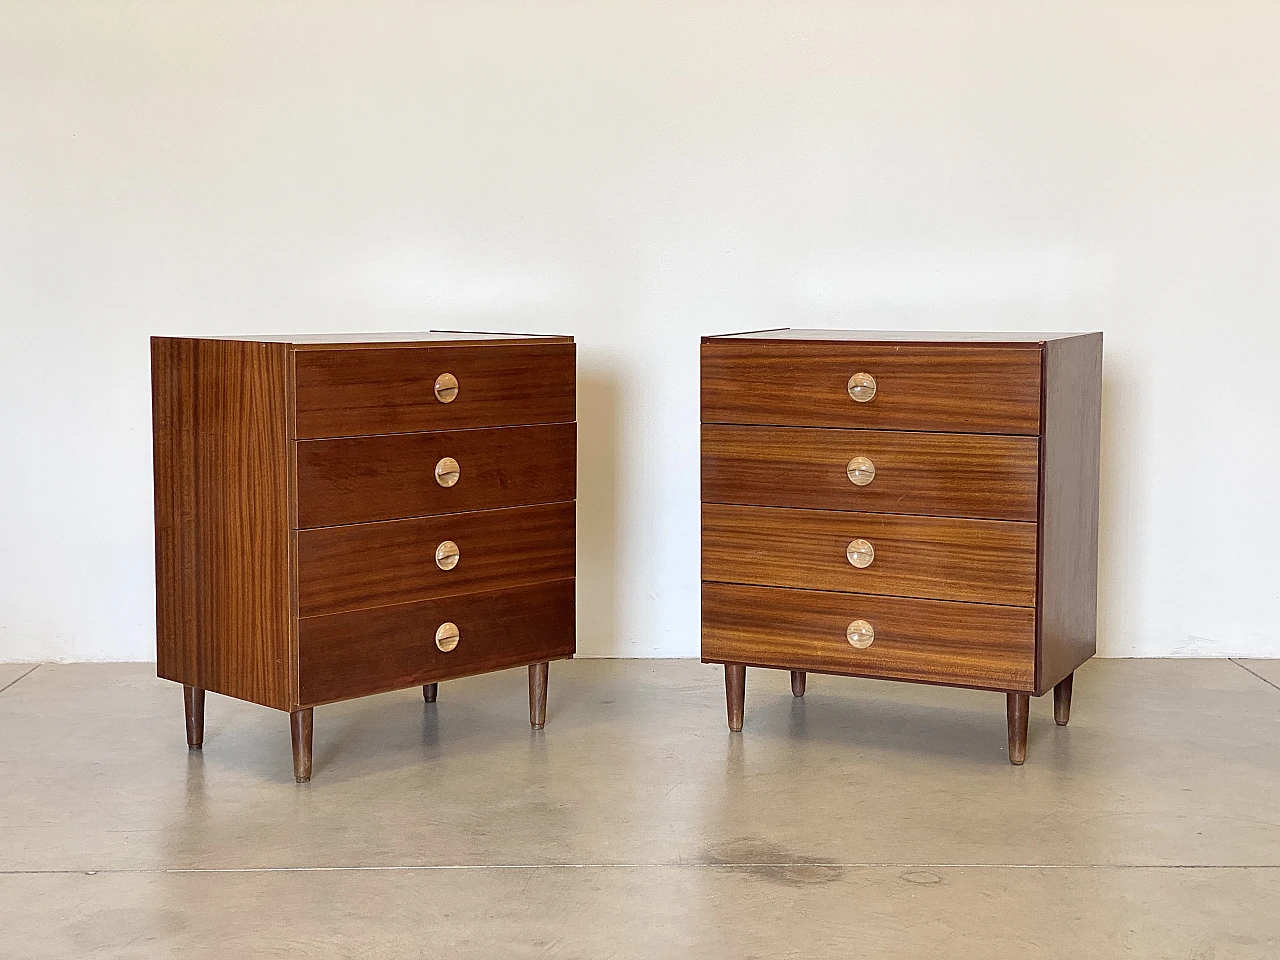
846 619 875 649
847 372 877 403
847 456 875 486
435 456 460 488
434 373 459 403
435 622 460 652
435 540 460 571
846 538 875 569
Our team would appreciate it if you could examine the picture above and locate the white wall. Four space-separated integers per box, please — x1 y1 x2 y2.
2 1 1278 662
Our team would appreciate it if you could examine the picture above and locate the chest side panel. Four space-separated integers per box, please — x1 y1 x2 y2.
153 337 295 710
1035 333 1103 692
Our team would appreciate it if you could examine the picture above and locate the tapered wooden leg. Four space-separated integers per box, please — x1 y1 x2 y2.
1006 693 1029 765
790 670 807 698
291 708 313 783
1054 673 1074 726
529 662 548 729
725 664 746 732
423 683 438 704
183 685 205 749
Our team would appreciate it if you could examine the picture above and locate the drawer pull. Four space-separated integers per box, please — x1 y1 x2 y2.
846 456 875 486
846 619 875 649
435 622 460 652
434 372 459 403
434 456 461 488
846 538 875 569
435 540 460 571
847 372 877 403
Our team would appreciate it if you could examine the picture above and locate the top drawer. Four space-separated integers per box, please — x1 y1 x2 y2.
701 340 1041 435
294 341 576 439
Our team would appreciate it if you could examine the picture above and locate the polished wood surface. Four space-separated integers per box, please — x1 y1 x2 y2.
529 662 549 729
294 341 576 439
701 339 1041 434
152 337 296 711
725 664 746 732
297 501 575 618
154 333 576 779
702 504 1038 607
183 686 205 749
291 708 313 783
1035 332 1103 694
700 330 1100 761
790 670 806 698
709 329 1093 343
296 422 577 528
208 332 572 347
297 579 575 705
702 583 1036 692
1006 693 1029 765
1054 673 1074 726
702 424 1040 521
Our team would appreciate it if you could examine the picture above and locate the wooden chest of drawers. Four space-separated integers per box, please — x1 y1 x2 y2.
700 329 1102 764
152 332 576 781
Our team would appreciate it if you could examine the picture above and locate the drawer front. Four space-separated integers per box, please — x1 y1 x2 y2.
702 340 1042 434
702 504 1037 607
702 424 1039 521
294 342 576 439
297 423 576 529
299 579 575 705
297 501 575 618
702 582 1035 692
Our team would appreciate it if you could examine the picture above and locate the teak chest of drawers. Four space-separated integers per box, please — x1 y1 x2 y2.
152 332 576 781
700 329 1102 763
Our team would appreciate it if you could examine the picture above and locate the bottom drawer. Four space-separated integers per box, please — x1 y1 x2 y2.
702 582 1034 692
299 579 575 706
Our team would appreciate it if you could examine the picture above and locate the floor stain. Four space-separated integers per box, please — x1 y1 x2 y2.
700 838 845 887
900 870 944 885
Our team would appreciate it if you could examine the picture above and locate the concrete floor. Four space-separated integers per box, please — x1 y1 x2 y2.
1 658 1278 958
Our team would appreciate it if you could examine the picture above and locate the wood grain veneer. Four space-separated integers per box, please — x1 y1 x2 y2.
152 337 295 711
703 583 1036 693
297 422 577 528
700 329 1101 763
297 501 576 618
702 424 1040 521
299 579 575 705
701 504 1038 607
701 339 1041 434
153 332 576 780
1035 332 1103 694
294 341 576 439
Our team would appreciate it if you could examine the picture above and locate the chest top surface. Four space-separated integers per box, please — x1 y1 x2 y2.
159 330 570 349
704 328 1095 344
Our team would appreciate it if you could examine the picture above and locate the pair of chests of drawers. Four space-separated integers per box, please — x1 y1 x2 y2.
700 340 1044 693
293 343 577 706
